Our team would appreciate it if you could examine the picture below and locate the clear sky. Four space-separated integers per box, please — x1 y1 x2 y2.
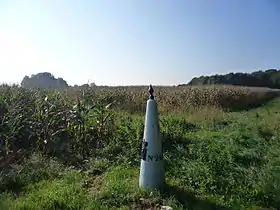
0 0 279 86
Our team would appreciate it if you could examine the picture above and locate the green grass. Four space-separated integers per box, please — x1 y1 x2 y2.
1 88 280 209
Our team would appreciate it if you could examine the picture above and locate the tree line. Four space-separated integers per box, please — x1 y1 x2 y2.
186 69 280 89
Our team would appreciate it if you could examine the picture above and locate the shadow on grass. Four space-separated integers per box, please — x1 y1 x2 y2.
160 184 229 210
222 91 279 112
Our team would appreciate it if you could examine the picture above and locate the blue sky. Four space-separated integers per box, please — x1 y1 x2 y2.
0 0 279 86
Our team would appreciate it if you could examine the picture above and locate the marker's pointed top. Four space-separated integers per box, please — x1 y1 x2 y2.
148 84 154 99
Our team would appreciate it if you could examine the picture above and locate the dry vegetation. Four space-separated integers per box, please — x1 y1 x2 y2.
68 85 280 114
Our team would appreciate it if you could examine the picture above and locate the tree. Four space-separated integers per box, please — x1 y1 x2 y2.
21 72 69 90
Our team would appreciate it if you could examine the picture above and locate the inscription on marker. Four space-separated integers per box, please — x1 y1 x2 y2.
147 154 163 162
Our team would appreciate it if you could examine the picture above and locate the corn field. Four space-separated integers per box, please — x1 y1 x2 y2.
69 84 279 113
0 84 278 165
0 85 115 163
